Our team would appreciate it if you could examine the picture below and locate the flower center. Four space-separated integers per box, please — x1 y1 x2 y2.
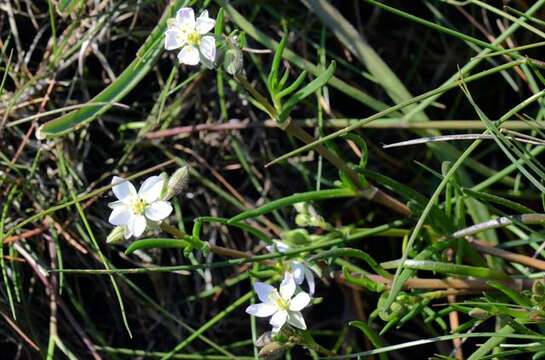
272 295 289 310
131 198 147 215
187 31 201 46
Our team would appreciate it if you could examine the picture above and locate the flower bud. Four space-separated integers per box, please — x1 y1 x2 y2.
224 47 243 76
295 213 311 227
281 229 310 246
469 308 490 320
533 280 545 297
258 342 286 360
107 226 126 244
256 331 273 348
165 165 190 200
293 202 325 228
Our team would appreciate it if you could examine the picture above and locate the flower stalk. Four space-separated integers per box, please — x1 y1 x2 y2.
159 222 253 259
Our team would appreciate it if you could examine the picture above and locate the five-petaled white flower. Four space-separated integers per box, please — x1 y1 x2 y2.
246 273 311 334
108 176 173 239
165 7 216 66
267 240 316 295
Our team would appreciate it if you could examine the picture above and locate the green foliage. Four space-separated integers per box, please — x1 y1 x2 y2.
6 0 545 359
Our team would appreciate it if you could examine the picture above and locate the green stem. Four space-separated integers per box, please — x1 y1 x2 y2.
159 223 252 259
234 75 278 117
53 220 408 274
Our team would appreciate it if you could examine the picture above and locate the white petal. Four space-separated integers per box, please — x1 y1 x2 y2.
254 282 275 303
196 13 215 34
167 18 177 29
165 29 184 50
178 45 200 65
145 201 173 221
291 261 305 285
176 7 195 28
305 266 316 295
199 35 216 63
112 176 136 203
108 205 132 226
138 176 164 203
265 245 274 253
271 326 282 335
279 273 296 300
289 292 310 312
123 225 133 239
128 215 146 238
269 310 287 328
287 311 307 330
245 303 278 317
108 200 124 209
273 240 290 253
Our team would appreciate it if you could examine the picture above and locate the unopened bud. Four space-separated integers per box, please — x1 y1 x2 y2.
282 229 310 246
224 47 243 76
258 342 286 360
293 202 325 228
165 166 190 200
107 226 126 244
293 202 305 213
295 213 311 227
469 308 490 320
533 280 545 297
256 331 273 348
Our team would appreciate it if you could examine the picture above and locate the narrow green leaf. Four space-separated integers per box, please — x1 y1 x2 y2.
217 0 389 112
215 7 224 36
381 259 511 281
462 188 535 214
460 83 545 193
277 70 307 99
349 321 388 360
267 34 288 93
37 0 188 138
277 68 291 91
278 61 336 122
125 238 192 255
228 187 355 223
343 267 385 292
467 325 515 360
301 0 428 121
311 248 390 278
487 281 532 307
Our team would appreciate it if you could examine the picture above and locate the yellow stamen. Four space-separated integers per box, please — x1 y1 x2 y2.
270 293 288 310
187 31 201 46
131 198 146 215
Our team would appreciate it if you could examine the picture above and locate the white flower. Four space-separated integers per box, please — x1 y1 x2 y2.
267 240 316 295
108 176 173 239
291 260 316 295
266 239 290 254
165 7 216 66
246 273 311 334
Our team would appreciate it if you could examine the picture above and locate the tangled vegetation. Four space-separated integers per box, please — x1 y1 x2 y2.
3 0 545 359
